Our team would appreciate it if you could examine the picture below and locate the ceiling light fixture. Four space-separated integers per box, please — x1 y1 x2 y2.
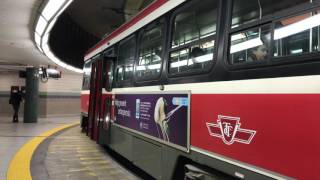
35 15 47 35
33 0 83 73
42 0 66 21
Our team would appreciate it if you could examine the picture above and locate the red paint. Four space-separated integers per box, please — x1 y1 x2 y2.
81 93 90 114
191 94 320 179
85 0 168 58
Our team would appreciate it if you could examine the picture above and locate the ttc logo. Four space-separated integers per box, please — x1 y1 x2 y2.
206 115 256 145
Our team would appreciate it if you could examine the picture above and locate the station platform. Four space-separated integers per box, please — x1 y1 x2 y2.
0 116 141 180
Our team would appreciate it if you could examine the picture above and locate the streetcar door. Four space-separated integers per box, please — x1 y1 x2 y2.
97 57 114 145
88 57 103 141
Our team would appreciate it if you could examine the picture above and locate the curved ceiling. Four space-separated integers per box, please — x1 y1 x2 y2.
0 0 154 72
0 0 55 72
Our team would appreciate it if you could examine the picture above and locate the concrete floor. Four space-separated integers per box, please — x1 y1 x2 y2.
0 115 141 180
31 126 140 180
0 116 78 180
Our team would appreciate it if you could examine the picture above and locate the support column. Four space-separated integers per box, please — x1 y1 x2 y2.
24 67 39 123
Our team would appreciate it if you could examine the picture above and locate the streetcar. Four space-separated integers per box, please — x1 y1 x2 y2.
81 0 320 179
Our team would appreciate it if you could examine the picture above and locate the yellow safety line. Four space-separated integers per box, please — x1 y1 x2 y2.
6 122 80 180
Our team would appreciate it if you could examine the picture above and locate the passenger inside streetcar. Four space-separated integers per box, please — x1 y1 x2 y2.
248 44 268 62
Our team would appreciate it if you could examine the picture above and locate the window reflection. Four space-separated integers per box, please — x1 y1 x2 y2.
273 10 320 57
170 41 214 73
172 0 217 48
136 25 163 80
229 26 271 64
116 36 135 82
82 61 92 90
169 0 217 74
232 0 310 28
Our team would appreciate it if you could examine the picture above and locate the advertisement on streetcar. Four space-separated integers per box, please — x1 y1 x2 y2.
113 92 190 151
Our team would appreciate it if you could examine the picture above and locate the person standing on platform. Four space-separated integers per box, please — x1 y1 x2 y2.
9 86 22 123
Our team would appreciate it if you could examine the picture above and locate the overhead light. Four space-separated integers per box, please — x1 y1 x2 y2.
230 37 263 54
136 66 146 71
56 0 74 17
65 65 83 73
291 49 303 54
171 60 189 68
36 44 43 53
34 33 41 46
42 44 50 54
42 33 50 45
34 0 81 73
46 52 67 68
35 15 47 35
193 54 213 63
136 64 161 71
42 0 66 21
125 67 133 72
45 18 58 34
231 33 246 41
170 54 213 68
274 13 320 40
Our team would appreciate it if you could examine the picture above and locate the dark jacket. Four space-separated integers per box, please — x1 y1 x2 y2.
9 93 22 106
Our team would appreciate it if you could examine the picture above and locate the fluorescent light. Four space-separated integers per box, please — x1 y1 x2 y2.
148 64 161 69
171 60 189 68
44 18 57 34
65 65 83 73
125 67 133 72
274 13 320 40
291 49 303 54
136 64 161 71
36 44 43 53
42 44 50 53
42 0 66 20
136 66 146 71
55 0 73 17
34 0 80 73
42 33 49 45
231 33 246 41
34 33 41 46
230 37 263 54
47 53 67 68
193 54 213 63
170 54 213 68
35 16 47 35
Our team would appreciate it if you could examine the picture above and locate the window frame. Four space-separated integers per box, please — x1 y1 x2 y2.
82 59 93 91
270 5 320 64
103 48 116 91
225 0 320 70
115 35 137 88
166 0 221 78
134 18 166 83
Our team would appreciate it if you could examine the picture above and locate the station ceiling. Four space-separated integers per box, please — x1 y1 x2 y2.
0 0 153 73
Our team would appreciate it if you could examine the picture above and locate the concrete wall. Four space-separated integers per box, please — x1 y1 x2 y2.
0 71 82 118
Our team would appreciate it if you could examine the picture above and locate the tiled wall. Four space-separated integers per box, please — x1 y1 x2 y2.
0 71 83 117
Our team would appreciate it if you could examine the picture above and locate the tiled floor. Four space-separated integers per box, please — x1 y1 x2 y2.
0 116 141 180
31 126 140 180
0 116 78 180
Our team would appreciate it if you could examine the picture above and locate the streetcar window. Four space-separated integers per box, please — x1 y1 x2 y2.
229 25 271 64
82 61 92 90
136 24 163 80
273 10 320 57
232 0 310 28
116 36 136 82
103 60 114 91
103 48 115 91
169 0 217 74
